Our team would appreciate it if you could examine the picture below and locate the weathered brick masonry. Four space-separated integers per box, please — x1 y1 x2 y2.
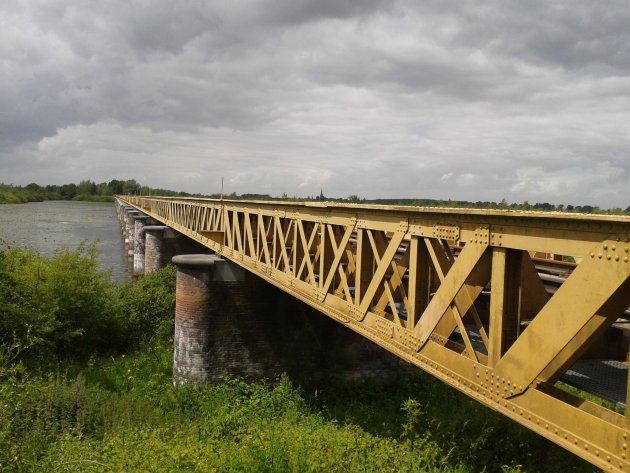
143 225 167 274
173 254 217 384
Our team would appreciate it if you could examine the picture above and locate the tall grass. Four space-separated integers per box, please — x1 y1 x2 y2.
0 244 597 473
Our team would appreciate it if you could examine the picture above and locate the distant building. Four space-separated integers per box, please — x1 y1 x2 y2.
315 189 326 201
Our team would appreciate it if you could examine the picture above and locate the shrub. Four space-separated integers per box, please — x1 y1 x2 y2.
0 242 123 360
115 265 177 346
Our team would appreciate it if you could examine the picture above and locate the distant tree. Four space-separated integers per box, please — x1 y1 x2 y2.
59 183 77 199
533 202 554 211
122 179 141 195
107 179 124 194
25 183 42 191
77 180 97 195
96 182 111 196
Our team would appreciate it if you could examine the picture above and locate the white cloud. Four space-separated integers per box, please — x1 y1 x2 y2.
1 0 629 208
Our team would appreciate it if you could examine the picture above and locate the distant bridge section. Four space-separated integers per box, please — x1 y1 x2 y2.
119 195 630 472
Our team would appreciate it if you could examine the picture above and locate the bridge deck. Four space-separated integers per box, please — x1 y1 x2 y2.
119 196 630 472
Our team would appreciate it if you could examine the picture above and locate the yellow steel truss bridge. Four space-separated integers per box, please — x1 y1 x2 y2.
120 195 630 472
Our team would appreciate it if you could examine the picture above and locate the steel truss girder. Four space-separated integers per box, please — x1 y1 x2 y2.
120 196 630 472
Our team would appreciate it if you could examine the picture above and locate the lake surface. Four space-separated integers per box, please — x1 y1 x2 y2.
0 200 131 280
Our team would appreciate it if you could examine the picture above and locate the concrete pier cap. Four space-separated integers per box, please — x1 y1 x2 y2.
172 254 245 281
144 225 168 232
172 254 219 268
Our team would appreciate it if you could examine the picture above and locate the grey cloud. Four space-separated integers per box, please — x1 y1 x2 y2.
0 0 629 208
214 0 392 29
450 1 630 73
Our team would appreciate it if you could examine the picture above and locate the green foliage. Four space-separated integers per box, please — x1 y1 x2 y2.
115 265 177 346
0 346 595 473
0 244 601 472
0 178 212 205
0 183 61 203
313 373 593 473
0 241 123 359
0 243 176 361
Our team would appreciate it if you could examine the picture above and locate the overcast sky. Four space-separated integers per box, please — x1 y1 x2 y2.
1 1 629 207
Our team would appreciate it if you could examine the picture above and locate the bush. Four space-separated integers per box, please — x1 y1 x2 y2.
0 242 123 360
0 243 600 473
0 241 177 363
115 265 177 346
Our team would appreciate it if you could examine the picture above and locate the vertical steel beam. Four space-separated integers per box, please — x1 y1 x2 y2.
489 248 522 367
354 228 374 306
407 237 430 330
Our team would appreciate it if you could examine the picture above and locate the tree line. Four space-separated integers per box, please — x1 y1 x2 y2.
0 179 199 204
1 179 628 215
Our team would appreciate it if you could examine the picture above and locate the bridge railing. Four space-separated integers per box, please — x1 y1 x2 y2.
121 195 630 472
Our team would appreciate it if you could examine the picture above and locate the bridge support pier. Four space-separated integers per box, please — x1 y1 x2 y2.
132 215 150 276
172 254 284 384
125 209 139 256
144 225 168 274
172 254 217 384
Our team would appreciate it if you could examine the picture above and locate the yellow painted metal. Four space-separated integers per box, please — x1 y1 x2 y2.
119 195 630 472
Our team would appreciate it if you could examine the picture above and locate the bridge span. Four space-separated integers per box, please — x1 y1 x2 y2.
117 195 630 472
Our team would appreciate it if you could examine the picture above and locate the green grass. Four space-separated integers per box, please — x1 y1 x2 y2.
0 344 599 473
0 244 601 473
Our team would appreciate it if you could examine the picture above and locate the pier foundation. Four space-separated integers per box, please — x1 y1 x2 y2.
133 215 150 276
172 254 217 384
172 255 282 384
125 210 139 255
144 225 168 274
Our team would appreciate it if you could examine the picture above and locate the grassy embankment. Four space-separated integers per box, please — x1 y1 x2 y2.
0 242 597 472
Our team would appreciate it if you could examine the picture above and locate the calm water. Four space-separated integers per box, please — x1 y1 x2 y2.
0 201 131 280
